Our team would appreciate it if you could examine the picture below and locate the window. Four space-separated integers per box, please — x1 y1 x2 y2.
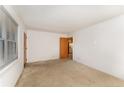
0 40 4 67
0 6 18 69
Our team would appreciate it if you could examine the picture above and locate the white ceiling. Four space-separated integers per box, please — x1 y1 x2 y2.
13 5 124 33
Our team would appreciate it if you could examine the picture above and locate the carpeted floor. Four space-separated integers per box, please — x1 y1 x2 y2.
16 59 124 87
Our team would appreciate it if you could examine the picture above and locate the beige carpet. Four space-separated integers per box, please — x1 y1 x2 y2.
16 59 124 87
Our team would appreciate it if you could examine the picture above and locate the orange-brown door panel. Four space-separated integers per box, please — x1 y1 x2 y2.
60 38 69 59
24 33 27 66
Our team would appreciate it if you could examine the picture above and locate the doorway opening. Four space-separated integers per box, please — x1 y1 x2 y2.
68 37 73 59
60 37 73 59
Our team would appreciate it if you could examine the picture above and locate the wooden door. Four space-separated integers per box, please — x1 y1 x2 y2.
24 33 27 66
60 38 69 59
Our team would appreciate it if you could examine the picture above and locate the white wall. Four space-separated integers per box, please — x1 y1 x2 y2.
73 15 124 80
27 30 67 63
0 6 25 86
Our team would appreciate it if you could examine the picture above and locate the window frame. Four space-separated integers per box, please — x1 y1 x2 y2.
0 6 18 70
